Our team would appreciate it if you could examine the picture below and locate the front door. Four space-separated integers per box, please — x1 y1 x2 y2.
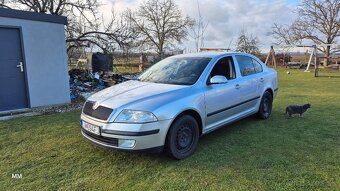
204 56 241 131
0 27 29 111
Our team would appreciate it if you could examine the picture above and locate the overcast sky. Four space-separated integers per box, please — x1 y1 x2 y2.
99 0 301 52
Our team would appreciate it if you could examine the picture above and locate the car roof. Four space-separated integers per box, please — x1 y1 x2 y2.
170 52 253 59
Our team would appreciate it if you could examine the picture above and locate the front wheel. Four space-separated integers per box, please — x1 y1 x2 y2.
257 91 273 119
165 115 199 160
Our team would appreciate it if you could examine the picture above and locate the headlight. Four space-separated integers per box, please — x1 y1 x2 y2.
114 110 158 123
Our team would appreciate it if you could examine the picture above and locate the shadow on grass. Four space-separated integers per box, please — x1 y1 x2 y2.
92 114 274 168
315 76 340 78
101 107 322 170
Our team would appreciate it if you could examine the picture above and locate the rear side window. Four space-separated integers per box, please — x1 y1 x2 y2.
236 56 256 76
252 59 263 73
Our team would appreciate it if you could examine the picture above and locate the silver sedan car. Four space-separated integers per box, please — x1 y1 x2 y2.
80 52 278 159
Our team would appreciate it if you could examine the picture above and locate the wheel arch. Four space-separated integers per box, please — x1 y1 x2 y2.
264 88 273 98
167 109 204 137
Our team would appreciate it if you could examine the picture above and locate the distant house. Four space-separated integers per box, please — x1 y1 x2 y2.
0 8 70 112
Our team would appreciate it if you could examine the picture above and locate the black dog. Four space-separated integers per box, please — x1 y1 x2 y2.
285 104 311 117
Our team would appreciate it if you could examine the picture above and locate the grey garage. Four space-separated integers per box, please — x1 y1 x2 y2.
0 8 70 112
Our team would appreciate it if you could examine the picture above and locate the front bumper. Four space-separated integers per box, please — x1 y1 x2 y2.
80 114 172 151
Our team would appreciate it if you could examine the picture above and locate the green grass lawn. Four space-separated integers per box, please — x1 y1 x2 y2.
1 68 340 190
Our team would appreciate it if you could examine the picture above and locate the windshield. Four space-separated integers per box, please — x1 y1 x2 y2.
138 57 211 85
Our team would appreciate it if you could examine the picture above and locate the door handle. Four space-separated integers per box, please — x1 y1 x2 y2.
16 62 24 72
235 84 241 89
259 78 264 82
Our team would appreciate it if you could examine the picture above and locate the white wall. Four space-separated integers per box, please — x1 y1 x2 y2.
0 17 70 107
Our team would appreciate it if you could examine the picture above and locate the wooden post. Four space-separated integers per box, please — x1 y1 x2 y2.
265 47 271 65
305 45 317 72
265 46 277 68
139 54 145 72
314 52 319 77
271 47 277 69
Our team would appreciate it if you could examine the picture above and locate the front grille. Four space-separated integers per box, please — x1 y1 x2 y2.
82 129 118 146
83 101 113 121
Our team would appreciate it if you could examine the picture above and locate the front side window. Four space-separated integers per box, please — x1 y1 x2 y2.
236 55 256 76
209 56 236 80
138 57 211 85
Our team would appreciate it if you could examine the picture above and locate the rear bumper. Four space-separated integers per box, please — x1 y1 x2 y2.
80 114 172 151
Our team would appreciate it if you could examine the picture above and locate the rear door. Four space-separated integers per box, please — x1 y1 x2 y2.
234 55 261 111
251 58 265 95
0 27 29 111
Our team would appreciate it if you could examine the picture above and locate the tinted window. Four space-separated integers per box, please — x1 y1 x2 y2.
252 59 263 73
236 56 256 76
139 57 211 85
209 56 236 80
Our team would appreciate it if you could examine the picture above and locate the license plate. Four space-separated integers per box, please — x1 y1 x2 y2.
82 121 100 135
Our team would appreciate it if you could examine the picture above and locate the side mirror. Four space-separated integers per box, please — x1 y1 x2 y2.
209 75 228 85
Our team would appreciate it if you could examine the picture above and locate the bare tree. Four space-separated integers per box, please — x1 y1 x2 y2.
6 0 99 14
189 0 209 52
272 0 340 65
65 10 139 53
126 0 194 57
235 30 261 56
0 0 11 8
2 0 137 53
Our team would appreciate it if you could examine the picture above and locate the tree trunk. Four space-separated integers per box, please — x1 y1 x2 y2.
158 45 164 60
324 45 331 66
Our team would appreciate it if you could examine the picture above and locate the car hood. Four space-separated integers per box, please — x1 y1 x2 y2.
88 80 188 109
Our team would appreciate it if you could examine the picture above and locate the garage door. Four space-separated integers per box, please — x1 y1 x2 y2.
0 27 29 111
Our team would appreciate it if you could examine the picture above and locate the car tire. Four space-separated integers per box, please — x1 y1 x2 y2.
257 91 273 119
165 115 199 160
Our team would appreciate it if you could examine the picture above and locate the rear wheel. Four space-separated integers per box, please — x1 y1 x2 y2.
257 91 273 119
165 115 199 160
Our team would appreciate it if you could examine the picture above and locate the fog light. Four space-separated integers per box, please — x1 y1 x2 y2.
118 139 136 148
